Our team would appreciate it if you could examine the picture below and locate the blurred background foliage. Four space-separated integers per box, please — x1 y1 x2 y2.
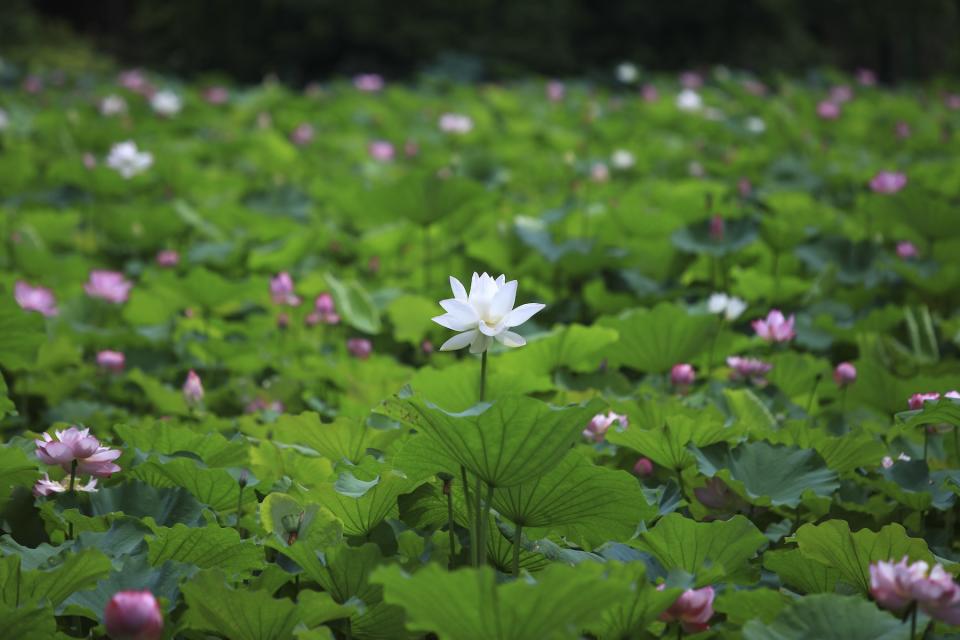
2 0 960 83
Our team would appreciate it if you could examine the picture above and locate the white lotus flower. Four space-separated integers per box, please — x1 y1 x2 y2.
432 273 545 354
0 108 8 131
745 116 766 133
106 141 153 179
610 149 635 170
150 90 182 117
707 293 747 321
100 95 128 117
676 89 703 112
616 63 638 84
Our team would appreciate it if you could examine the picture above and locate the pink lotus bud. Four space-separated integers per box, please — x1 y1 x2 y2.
671 363 695 389
269 272 301 306
290 123 314 146
155 250 180 267
546 80 565 102
709 215 724 241
83 152 98 170
368 140 395 161
438 113 473 134
104 590 164 640
421 340 434 355
817 100 841 120
737 178 752 197
895 121 911 139
727 356 773 386
97 350 126 373
183 370 204 405
14 281 58 317
857 69 877 87
896 241 917 259
353 74 384 92
946 94 960 110
84 270 133 304
881 456 894 469
582 411 628 443
870 171 907 194
118 69 150 94
658 585 715 633
833 362 856 387
35 426 121 477
315 292 335 315
590 163 610 183
203 86 230 105
632 457 654 477
347 338 373 360
641 83 659 102
752 309 796 342
829 85 854 103
908 392 941 410
679 71 703 89
404 140 419 157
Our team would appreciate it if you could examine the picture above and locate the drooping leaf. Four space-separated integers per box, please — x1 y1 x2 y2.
597 303 715 373
742 594 910 640
130 458 254 513
0 548 111 608
607 413 731 471
326 272 381 334
89 482 205 526
115 422 248 467
763 549 839 594
146 523 264 576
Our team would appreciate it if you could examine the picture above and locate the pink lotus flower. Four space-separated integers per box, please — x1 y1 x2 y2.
84 270 132 304
909 392 944 410
203 86 230 105
183 370 204 405
632 457 654 477
35 426 121 477
658 585 715 633
671 363 695 389
829 85 854 103
14 281 58 316
118 69 151 94
895 121 911 139
245 398 284 414
870 171 907 194
105 590 164 640
816 100 841 120
727 356 773 385
368 140 395 161
269 272 301 306
421 340 434 354
896 241 918 260
590 162 610 183
97 350 125 373
156 250 180 267
347 338 373 359
709 215 724 241
353 74 384 92
305 293 339 326
641 83 659 102
582 411 628 443
438 113 473 134
290 123 315 146
679 71 703 89
33 473 98 497
870 558 960 624
82 152 97 170
546 80 565 102
737 178 752 197
833 362 856 387
947 94 960 110
752 309 796 342
857 69 877 86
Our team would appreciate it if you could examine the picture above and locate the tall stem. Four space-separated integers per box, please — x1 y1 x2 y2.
676 468 686 500
474 478 485 566
68 459 77 493
512 523 523 577
461 465 475 566
910 604 917 640
805 374 823 424
923 429 929 462
706 316 723 377
446 478 457 569
236 484 245 538
480 351 488 402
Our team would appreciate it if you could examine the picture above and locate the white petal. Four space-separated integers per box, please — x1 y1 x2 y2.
433 313 475 332
495 274 506 287
440 330 477 351
469 333 492 354
478 319 505 337
450 276 468 301
439 299 478 325
469 272 481 299
505 303 545 327
496 331 526 348
489 280 517 319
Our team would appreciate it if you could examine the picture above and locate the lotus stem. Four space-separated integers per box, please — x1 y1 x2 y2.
461 465 475 566
480 350 488 402
805 374 823 424
68 459 77 493
445 476 457 568
512 523 523 577
474 478 485 566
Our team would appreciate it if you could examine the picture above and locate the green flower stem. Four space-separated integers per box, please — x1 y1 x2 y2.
68 459 77 493
461 465 475 565
512 523 523 577
474 477 484 566
706 316 723 377
446 480 457 569
805 374 823 425
480 350 488 402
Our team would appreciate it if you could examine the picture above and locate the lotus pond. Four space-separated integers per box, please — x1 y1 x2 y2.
2 67 960 639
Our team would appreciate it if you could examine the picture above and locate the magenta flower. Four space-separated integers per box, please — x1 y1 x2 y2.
35 427 121 477
118 69 150 94
896 241 918 260
671 363 695 389
183 370 204 405
870 171 907 194
368 140 395 161
290 123 315 146
752 309 796 342
727 356 773 386
816 100 841 120
546 80 565 102
895 121 911 139
833 362 856 387
314 293 339 323
97 350 125 373
347 338 373 360
156 250 180 267
203 86 230 105
269 272 301 306
857 69 877 86
657 585 715 633
909 392 943 410
14 281 58 316
104 590 164 640
709 215 724 241
829 84 854 103
641 83 659 102
353 74 384 92
632 457 654 477
679 71 703 89
33 473 98 497
582 411 628 443
870 558 960 624
84 270 132 304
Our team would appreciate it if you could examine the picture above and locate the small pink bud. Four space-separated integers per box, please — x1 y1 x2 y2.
546 80 565 102
632 457 654 477
155 250 180 267
347 338 373 359
670 363 695 390
658 585 715 633
421 340 434 355
640 83 659 102
896 241 918 260
817 100 841 120
909 392 941 410
870 171 907 194
97 350 126 373
709 215 724 241
104 590 164 640
833 362 856 387
183 370 204 405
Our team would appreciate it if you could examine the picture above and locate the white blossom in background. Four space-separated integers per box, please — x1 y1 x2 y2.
106 141 153 179
707 293 747 321
150 90 182 117
610 149 635 170
745 116 766 133
0 108 8 131
432 273 545 354
438 113 473 134
676 89 703 112
616 63 638 84
100 95 128 117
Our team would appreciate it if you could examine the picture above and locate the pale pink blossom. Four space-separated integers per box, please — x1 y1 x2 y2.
97 350 125 373
752 310 796 342
203 86 230 105
347 338 373 359
658 585 715 633
881 456 895 469
546 80 565 102
306 293 339 325
84 270 133 304
33 473 98 497
896 241 918 260
727 356 773 385
183 370 204 405
118 69 151 94
290 123 315 146
679 71 703 89
632 457 654 477
14 281 58 316
817 100 841 120
909 392 943 410
404 140 419 157
269 272 301 306
353 74 384 92
100 95 128 117
105 590 164 640
35 426 121 477
709 215 724 241
438 113 473 134
870 558 960 624
368 140 395 161
245 398 284 414
829 85 854 103
870 171 907 194
895 121 911 139
833 362 856 387
421 340 434 354
640 83 659 102
671 363 695 389
590 162 610 183
156 250 180 267
82 152 97 170
946 94 960 110
857 69 877 86
582 411 628 443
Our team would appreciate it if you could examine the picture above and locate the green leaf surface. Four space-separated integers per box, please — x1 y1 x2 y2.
742 594 910 640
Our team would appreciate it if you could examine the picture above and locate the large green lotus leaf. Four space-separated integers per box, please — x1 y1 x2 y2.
146 523 264 576
672 216 758 257
398 394 602 487
0 372 17 418
722 388 777 435
248 439 335 490
766 424 886 474
115 421 248 467
126 369 190 416
259 493 344 548
742 594 910 640
0 445 40 506
714 588 789 625
0 603 57 639
406 362 553 413
181 569 302 640
494 449 654 547
363 172 486 226
607 413 732 471
586 562 680 640
875 461 955 512
0 548 110 608
630 514 766 585
498 324 620 375
386 294 440 346
513 215 597 265
65 554 194 619
325 272 381 334
763 549 839 594
766 352 831 406
269 413 402 465
795 237 883 287
130 458 255 513
0 296 45 371
89 482 204 527
597 303 715 373
793 521 933 594
308 465 419 537
692 442 839 508
372 561 626 640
